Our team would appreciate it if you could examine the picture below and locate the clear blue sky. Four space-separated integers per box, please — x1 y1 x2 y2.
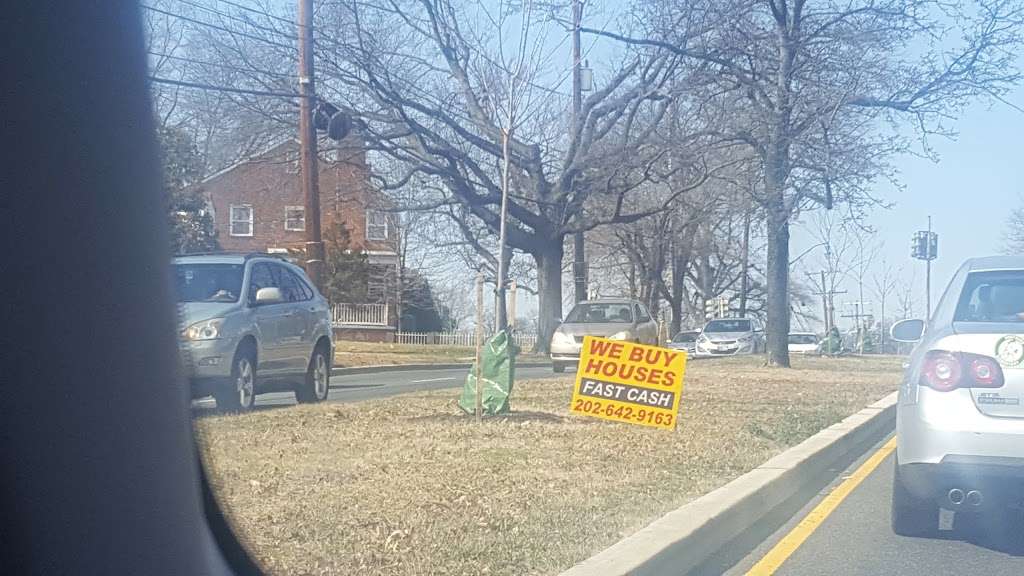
792 82 1024 324
503 9 1024 326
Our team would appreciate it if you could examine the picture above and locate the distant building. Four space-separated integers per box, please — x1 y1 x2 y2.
190 138 400 341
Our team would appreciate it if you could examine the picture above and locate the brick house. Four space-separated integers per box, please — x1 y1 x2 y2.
190 138 400 340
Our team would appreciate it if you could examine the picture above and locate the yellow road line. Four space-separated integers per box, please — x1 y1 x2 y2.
745 436 897 576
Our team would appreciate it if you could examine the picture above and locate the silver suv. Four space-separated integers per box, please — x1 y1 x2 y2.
173 254 334 410
890 256 1024 536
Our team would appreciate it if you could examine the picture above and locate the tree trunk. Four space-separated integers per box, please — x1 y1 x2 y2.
534 242 564 354
739 209 751 317
669 289 682 335
765 205 791 367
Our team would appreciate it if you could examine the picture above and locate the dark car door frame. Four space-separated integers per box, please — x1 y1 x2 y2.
3 3 260 574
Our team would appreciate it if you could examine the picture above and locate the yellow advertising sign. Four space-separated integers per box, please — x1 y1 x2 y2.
569 336 687 430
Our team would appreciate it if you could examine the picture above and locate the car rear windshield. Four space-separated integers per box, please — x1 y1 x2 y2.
789 334 817 344
173 263 244 303
673 332 697 342
565 303 634 323
704 319 751 332
954 270 1024 323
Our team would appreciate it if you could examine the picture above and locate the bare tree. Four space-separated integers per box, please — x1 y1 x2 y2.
316 0 713 351
1004 202 1024 253
587 0 1024 366
873 259 901 353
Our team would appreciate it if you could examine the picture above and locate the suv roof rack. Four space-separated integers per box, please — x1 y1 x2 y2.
173 250 291 261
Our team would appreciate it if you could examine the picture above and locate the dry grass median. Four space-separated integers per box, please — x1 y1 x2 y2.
195 355 900 576
333 340 546 367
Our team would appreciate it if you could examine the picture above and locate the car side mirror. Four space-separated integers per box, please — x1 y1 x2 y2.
890 319 925 343
255 287 284 305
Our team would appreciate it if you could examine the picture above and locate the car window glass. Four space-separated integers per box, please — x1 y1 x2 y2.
283 267 313 302
635 304 651 322
294 270 315 300
247 262 276 304
704 319 752 332
955 271 1024 322
565 303 634 323
273 265 303 302
173 263 243 303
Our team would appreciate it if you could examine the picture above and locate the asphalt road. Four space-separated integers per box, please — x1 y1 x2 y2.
716 434 1024 576
192 363 560 410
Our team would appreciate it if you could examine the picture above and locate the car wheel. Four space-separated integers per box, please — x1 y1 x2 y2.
891 459 938 536
553 362 566 373
296 346 330 403
215 348 257 411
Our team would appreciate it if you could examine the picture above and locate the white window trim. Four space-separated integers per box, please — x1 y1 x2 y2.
366 210 388 241
284 205 306 232
229 204 254 237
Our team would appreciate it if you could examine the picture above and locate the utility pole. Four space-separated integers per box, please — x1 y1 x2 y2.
571 0 586 304
911 217 938 320
297 0 324 290
926 215 932 319
739 208 751 317
819 271 830 336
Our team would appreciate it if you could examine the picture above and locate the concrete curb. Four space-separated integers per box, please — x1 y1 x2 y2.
331 361 550 376
559 391 899 576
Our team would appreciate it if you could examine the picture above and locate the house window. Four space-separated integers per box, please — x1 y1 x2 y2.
366 210 388 241
284 206 305 231
229 205 253 237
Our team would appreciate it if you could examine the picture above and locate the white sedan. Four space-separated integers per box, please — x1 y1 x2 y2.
788 332 820 354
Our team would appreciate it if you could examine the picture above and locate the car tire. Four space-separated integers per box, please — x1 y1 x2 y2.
214 347 257 411
553 363 566 373
891 459 938 537
296 345 330 403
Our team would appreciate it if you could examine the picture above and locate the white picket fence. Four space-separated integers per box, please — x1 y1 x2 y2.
332 303 390 326
395 331 538 350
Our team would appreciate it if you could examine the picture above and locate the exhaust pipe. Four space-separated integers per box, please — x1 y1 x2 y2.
966 490 983 506
948 488 966 506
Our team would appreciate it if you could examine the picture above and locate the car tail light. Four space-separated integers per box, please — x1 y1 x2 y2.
920 350 1004 391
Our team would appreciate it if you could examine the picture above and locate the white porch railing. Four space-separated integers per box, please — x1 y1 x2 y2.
395 331 538 350
332 303 390 326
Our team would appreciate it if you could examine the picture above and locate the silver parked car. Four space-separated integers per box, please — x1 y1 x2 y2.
666 330 701 354
694 317 764 356
889 255 1024 536
174 253 334 410
549 298 659 372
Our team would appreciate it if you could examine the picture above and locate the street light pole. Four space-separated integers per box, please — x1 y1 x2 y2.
297 0 324 290
926 215 932 320
571 0 586 303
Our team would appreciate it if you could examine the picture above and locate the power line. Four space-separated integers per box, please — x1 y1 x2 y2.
168 0 298 40
149 75 301 98
147 51 295 78
211 0 295 27
140 4 295 50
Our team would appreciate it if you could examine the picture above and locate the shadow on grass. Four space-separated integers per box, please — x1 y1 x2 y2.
410 409 567 424
190 402 292 419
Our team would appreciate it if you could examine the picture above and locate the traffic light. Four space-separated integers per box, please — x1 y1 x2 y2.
911 231 938 261
705 298 717 320
911 232 927 259
927 232 938 260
